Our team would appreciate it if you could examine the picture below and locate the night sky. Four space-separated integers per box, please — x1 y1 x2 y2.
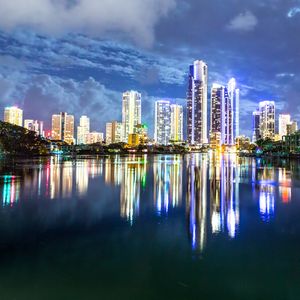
0 0 299 137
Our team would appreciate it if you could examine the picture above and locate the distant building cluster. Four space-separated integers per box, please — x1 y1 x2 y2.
2 59 298 147
252 101 298 142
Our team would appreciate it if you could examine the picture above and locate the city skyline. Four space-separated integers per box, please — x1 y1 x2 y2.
1 1 299 138
2 74 295 145
0 2 300 299
2 81 298 146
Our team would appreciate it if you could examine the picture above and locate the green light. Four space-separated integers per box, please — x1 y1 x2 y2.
142 175 146 188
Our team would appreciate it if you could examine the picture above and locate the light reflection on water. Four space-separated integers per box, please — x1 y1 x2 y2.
0 154 296 250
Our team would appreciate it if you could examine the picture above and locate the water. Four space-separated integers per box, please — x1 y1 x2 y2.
0 154 300 300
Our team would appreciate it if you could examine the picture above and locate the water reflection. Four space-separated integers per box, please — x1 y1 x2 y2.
185 153 241 252
252 166 276 221
153 155 182 215
186 153 208 251
2 176 20 206
278 168 292 204
120 156 147 223
0 154 296 252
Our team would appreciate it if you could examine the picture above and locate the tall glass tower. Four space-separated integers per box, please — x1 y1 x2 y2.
122 91 141 142
154 100 171 145
170 104 183 142
259 101 275 139
252 109 261 142
210 84 223 147
210 79 239 146
187 60 208 145
228 78 240 142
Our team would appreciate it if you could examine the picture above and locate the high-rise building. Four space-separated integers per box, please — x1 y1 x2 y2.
252 109 261 142
170 104 183 142
228 78 240 141
154 100 171 145
259 101 275 140
24 119 44 136
4 106 23 126
122 91 141 142
77 115 90 145
210 84 223 147
106 121 123 144
51 112 74 144
187 60 208 145
279 114 291 138
210 79 239 147
287 120 298 136
221 86 233 145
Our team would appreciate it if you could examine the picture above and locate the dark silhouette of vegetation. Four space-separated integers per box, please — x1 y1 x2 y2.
0 121 50 155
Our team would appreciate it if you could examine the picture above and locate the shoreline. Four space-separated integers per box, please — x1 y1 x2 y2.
2 151 300 160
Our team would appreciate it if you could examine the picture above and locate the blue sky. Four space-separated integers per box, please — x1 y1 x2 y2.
0 0 299 137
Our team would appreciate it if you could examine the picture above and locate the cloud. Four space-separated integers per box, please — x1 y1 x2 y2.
0 31 188 86
0 71 162 135
276 73 295 78
0 0 176 47
227 11 258 32
287 7 300 18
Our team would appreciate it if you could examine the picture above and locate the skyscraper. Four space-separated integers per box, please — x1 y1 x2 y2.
279 114 291 138
154 100 171 145
210 84 223 147
77 115 90 144
106 121 123 144
187 60 208 145
221 86 233 145
4 106 23 126
210 79 238 147
252 109 261 142
170 104 183 142
122 91 141 142
51 112 74 144
228 78 240 141
259 101 275 140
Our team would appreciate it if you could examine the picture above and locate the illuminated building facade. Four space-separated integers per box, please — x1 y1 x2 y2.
287 120 298 136
279 114 291 139
221 85 233 145
106 121 123 144
228 78 240 141
187 60 208 145
86 132 103 144
134 124 148 144
258 101 275 140
122 90 141 142
4 106 23 126
77 115 90 145
24 119 44 136
252 109 261 142
154 100 171 145
170 104 183 142
210 84 223 148
128 133 140 147
210 79 239 147
51 112 74 144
